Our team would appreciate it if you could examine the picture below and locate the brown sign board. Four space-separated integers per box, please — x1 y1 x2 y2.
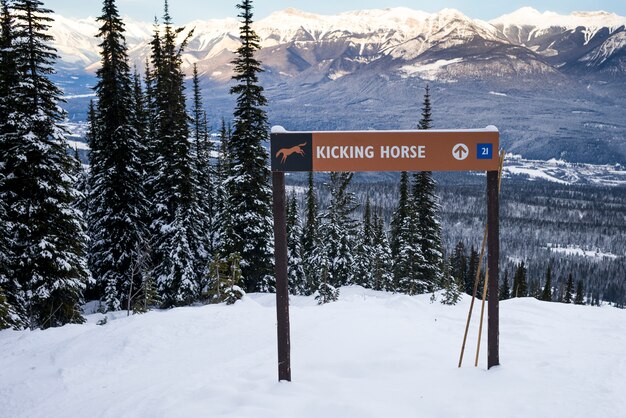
270 126 500 172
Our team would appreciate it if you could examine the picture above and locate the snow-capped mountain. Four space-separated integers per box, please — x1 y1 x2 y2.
49 7 626 165
49 7 626 79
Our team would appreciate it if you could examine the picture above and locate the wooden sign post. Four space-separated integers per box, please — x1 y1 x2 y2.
270 126 501 381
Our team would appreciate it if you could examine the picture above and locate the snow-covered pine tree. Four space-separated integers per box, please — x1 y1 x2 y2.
191 63 215 262
317 172 359 288
0 0 25 328
131 68 150 172
226 0 274 293
394 198 427 294
89 0 148 311
147 4 203 307
563 273 574 304
370 210 394 292
574 280 585 305
207 252 245 305
466 246 479 295
499 270 510 300
450 241 468 293
213 118 234 256
353 197 374 288
540 265 553 301
390 171 410 261
286 193 306 295
4 0 87 328
191 64 215 287
0 285 20 329
440 257 461 305
412 84 444 293
301 171 318 295
512 261 528 297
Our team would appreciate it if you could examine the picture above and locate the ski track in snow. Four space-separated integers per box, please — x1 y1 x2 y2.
1 287 625 418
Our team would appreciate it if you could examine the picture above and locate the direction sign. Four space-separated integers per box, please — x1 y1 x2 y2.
271 126 499 172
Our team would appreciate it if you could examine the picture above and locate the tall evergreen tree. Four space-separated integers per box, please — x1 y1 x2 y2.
563 273 574 304
512 262 528 298
89 0 148 311
411 170 444 291
354 197 375 288
213 118 232 255
499 270 510 300
301 171 318 294
370 210 394 292
317 172 359 288
225 0 274 292
390 171 410 259
3 0 88 328
574 280 585 305
191 63 215 258
0 0 25 328
391 170 428 294
417 84 432 130
450 241 467 291
540 265 553 302
286 193 306 295
412 84 443 292
147 3 203 307
466 246 479 296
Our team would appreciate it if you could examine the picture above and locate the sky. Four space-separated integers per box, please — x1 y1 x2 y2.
47 0 625 22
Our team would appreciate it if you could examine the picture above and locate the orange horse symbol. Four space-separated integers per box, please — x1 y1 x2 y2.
276 142 307 164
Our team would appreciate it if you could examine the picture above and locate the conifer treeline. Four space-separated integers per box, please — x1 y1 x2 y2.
448 242 616 307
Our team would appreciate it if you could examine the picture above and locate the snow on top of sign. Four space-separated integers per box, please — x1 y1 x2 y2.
271 126 499 134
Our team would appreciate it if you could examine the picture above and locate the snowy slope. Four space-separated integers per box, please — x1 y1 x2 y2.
1 287 625 417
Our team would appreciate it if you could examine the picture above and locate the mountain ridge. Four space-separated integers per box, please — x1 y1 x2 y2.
49 7 626 165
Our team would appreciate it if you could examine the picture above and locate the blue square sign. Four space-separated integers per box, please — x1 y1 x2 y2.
477 143 493 159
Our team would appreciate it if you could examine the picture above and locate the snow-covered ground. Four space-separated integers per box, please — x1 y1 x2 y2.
547 243 621 260
1 287 625 417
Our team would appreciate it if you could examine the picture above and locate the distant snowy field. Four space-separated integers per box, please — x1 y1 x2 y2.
1 287 625 418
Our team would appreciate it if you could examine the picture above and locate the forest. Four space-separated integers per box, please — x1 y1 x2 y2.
0 0 623 331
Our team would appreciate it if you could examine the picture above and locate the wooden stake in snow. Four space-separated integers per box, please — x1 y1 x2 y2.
459 150 505 369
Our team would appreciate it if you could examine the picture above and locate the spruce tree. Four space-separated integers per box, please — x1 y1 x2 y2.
0 0 25 328
286 193 306 295
370 210 394 291
390 171 410 260
89 0 148 311
512 262 528 298
191 63 215 258
441 258 461 305
466 246 479 296
3 0 88 328
147 3 202 307
301 171 318 294
563 273 574 304
226 0 274 292
353 197 374 288
392 171 428 293
574 280 585 305
317 172 359 288
412 84 443 292
411 170 444 291
213 118 232 253
499 270 510 300
417 84 433 130
540 265 553 302
450 241 467 292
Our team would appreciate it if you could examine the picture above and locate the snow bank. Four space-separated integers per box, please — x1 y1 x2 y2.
1 287 625 417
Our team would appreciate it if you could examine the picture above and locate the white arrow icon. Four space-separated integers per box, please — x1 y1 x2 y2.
452 144 469 161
